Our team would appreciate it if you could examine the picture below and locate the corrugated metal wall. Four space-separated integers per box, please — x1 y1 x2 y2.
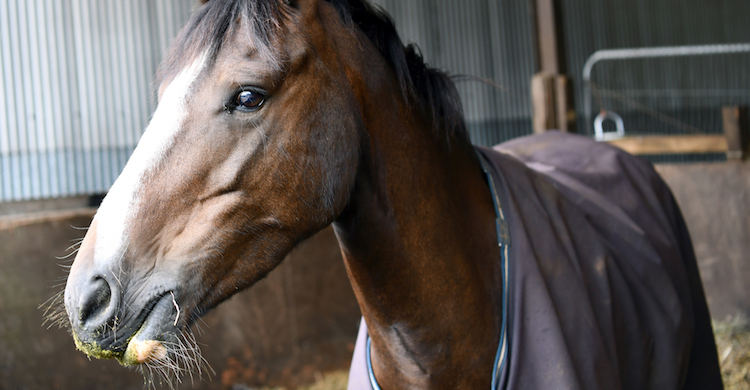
1 0 537 202
6 0 747 200
559 0 750 136
0 0 195 202
371 0 536 146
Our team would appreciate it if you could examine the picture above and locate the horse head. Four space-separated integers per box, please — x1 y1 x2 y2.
62 0 371 378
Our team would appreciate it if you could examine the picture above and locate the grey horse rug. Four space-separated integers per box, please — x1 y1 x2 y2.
347 132 722 390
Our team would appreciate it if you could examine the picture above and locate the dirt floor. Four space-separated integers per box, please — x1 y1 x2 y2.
715 317 750 390
253 371 348 390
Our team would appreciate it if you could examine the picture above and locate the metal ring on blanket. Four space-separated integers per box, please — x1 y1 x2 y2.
365 151 511 390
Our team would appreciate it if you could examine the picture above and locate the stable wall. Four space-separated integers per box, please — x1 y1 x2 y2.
656 161 750 321
0 213 361 390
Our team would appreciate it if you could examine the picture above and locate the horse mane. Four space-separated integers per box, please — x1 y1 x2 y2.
157 0 468 144
328 0 469 144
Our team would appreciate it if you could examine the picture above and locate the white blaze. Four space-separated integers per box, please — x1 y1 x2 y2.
93 52 208 265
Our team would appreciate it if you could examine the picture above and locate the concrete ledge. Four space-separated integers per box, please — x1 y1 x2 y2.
0 196 93 217
0 208 95 231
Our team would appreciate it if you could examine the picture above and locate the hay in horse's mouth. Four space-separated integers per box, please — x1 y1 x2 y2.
124 339 169 364
117 292 180 366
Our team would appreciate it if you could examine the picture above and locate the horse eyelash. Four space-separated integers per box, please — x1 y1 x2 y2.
222 84 245 114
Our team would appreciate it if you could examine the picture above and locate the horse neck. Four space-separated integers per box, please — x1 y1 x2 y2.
332 67 502 386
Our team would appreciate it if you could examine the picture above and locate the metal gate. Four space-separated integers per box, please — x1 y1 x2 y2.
584 44 750 137
557 0 750 137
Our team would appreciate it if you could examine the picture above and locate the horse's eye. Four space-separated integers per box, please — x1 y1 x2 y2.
234 90 265 112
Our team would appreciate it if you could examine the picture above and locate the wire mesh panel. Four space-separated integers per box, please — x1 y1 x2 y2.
0 0 196 202
370 0 536 146
584 45 750 138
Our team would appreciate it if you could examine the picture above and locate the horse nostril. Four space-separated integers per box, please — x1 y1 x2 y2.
79 277 113 327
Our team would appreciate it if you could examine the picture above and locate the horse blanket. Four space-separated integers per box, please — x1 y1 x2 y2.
347 132 722 389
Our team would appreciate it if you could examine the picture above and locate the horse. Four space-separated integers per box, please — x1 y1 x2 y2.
54 0 723 388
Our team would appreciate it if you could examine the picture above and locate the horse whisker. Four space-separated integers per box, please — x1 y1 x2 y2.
170 292 180 326
40 290 70 330
56 247 80 260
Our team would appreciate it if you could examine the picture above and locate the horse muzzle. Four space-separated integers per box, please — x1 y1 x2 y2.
64 222 182 366
67 289 180 365
65 270 125 358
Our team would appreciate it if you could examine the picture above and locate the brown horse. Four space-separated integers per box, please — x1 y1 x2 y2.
55 0 722 389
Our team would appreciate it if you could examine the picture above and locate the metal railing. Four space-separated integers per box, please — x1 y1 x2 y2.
583 43 750 138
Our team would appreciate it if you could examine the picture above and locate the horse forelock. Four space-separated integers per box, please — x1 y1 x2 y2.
158 0 468 145
156 0 295 88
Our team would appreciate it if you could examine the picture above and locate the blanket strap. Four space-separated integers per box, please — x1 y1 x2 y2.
477 151 512 390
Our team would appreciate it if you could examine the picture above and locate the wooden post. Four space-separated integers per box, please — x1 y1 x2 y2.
555 76 571 133
532 74 555 134
531 0 575 133
531 73 572 134
534 0 560 75
722 106 749 160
